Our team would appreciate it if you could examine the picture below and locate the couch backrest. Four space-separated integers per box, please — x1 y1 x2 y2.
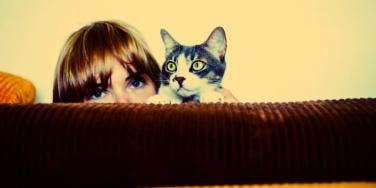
0 99 375 187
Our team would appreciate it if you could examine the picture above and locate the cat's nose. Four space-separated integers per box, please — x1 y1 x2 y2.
173 76 186 87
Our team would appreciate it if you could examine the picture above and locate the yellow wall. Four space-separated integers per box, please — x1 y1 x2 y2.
0 0 375 102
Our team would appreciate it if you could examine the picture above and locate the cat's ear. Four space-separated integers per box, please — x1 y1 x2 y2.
161 29 179 55
204 27 227 59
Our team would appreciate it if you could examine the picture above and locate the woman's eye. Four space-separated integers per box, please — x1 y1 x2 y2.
129 78 145 89
90 91 106 100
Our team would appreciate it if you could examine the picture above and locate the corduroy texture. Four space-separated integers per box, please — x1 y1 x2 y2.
170 182 376 188
0 99 375 187
0 71 36 104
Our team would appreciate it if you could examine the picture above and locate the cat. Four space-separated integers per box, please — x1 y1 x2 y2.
147 27 227 104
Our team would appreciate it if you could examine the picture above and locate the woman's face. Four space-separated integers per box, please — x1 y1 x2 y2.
85 60 156 103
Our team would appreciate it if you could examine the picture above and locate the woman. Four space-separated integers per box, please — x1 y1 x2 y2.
53 20 237 103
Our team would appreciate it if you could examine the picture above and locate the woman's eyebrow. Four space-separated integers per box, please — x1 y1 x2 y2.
92 83 106 90
125 73 142 81
92 78 109 88
124 64 143 82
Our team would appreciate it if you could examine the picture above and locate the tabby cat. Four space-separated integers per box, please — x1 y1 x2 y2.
148 27 227 104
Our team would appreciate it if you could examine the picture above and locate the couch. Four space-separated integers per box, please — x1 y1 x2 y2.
0 98 375 187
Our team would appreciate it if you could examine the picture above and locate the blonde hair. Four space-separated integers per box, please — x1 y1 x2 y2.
53 20 160 102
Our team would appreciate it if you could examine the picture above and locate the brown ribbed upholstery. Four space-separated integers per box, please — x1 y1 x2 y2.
0 99 375 187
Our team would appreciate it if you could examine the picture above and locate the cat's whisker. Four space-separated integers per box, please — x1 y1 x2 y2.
208 80 221 84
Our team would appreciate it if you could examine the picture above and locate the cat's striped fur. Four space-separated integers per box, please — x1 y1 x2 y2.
148 27 227 104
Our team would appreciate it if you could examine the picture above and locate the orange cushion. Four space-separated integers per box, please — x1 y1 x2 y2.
0 71 36 104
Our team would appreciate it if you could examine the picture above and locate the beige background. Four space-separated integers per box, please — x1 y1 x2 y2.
0 0 375 103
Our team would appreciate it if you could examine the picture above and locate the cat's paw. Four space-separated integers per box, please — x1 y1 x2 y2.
200 91 224 103
147 95 180 104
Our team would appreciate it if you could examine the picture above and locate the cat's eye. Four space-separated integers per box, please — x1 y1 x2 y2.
166 61 177 72
191 60 207 72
